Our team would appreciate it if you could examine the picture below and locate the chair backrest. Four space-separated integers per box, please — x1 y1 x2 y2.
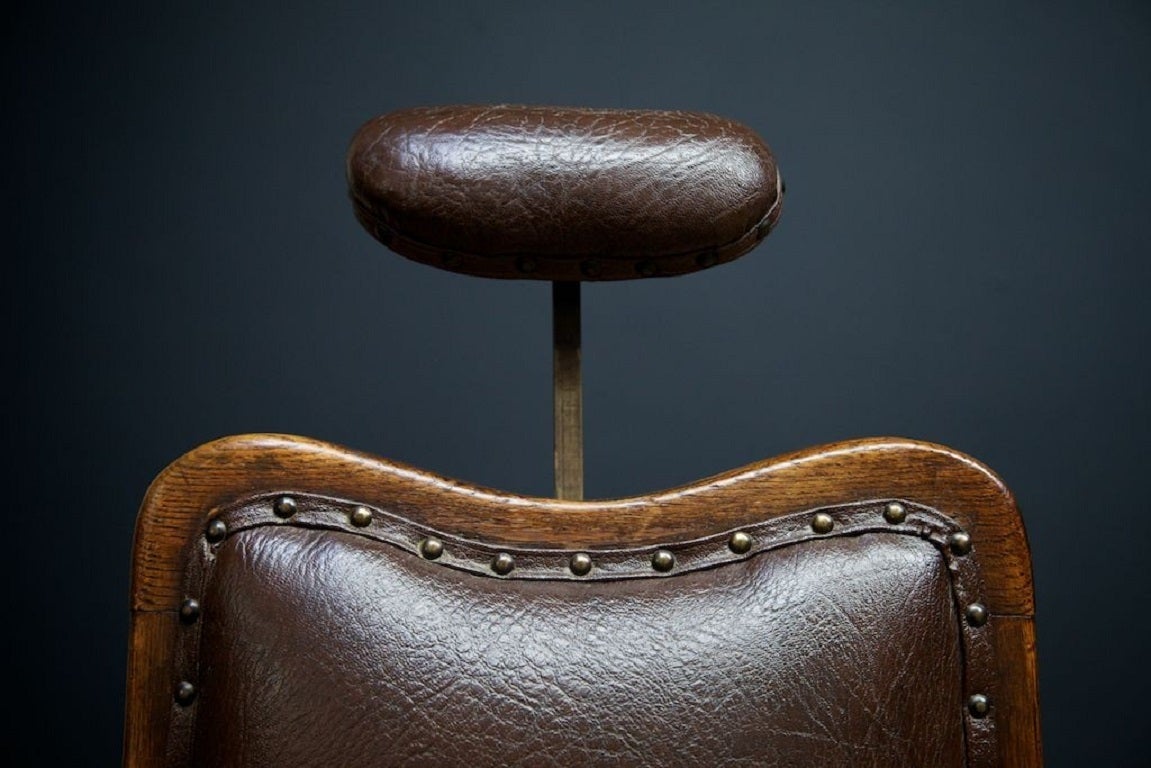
125 434 1041 766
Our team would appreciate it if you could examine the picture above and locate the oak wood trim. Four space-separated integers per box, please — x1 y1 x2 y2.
994 616 1044 767
124 612 178 767
125 434 1041 766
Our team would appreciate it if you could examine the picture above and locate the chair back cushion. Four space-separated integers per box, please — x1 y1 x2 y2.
167 494 991 767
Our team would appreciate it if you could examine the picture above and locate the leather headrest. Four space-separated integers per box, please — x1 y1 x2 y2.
347 105 783 281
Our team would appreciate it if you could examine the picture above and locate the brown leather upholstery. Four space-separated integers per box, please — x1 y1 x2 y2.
169 494 993 767
347 106 783 280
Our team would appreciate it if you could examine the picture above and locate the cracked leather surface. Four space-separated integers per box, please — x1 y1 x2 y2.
187 526 965 767
346 105 782 280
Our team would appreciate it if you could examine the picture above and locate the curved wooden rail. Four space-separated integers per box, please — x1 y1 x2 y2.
125 434 1041 766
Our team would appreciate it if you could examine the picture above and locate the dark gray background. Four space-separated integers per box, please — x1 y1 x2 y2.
8 1 1149 764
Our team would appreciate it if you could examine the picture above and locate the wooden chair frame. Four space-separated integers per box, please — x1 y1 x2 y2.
125 433 1041 766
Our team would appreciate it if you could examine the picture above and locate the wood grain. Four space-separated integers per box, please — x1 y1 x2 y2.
123 612 178 767
994 616 1044 767
125 434 1041 766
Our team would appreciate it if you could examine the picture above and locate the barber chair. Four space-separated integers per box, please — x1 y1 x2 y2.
124 106 1042 766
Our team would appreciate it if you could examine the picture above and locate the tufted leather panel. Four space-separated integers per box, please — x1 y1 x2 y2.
171 498 982 768
346 105 783 280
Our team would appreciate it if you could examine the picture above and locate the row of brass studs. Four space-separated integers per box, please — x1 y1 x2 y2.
214 496 983 583
419 534 601 577
175 596 202 705
203 498 983 578
173 497 309 705
174 498 299 706
812 500 991 719
205 498 982 575
189 496 991 716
